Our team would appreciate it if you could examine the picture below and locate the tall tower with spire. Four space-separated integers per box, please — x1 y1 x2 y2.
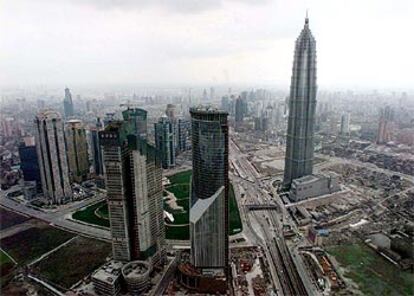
283 15 317 188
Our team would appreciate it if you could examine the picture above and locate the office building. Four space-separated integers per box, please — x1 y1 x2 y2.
99 119 165 265
165 104 179 153
66 119 89 183
283 16 317 188
90 118 104 176
189 106 229 274
165 104 176 120
34 110 72 204
92 261 123 296
19 136 42 194
235 96 244 124
289 174 340 202
154 116 176 169
177 117 191 152
63 87 74 118
122 108 148 139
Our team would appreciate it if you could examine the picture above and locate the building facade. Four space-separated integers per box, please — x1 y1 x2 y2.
284 16 317 188
154 116 176 169
34 110 72 204
289 174 340 202
100 119 165 265
377 106 394 144
177 118 191 152
19 136 42 193
189 106 229 274
66 119 89 183
90 118 104 176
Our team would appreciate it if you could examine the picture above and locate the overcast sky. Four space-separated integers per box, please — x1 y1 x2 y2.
0 0 412 89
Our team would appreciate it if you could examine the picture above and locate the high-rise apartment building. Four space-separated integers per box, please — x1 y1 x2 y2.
283 16 317 188
377 106 394 144
99 119 165 265
34 110 72 204
189 106 229 274
154 116 176 169
66 119 89 183
63 87 74 118
1 117 15 137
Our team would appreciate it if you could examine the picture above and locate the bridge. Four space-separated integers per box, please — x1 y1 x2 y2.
245 204 279 211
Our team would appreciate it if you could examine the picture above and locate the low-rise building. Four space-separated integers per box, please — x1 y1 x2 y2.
290 174 340 202
91 261 123 296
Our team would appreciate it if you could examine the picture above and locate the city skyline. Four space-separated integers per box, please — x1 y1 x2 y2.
0 5 413 296
1 0 413 88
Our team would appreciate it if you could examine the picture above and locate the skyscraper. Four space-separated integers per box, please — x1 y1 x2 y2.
34 110 72 204
377 106 394 144
189 106 229 274
165 104 179 153
177 117 191 152
235 96 244 124
90 118 104 176
339 113 351 136
19 136 41 193
122 108 148 139
99 119 165 265
283 16 317 188
63 87 74 118
165 104 176 120
66 119 89 183
154 116 176 169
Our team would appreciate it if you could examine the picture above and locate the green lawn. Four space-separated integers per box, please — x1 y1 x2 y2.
72 201 110 228
32 236 111 289
327 243 414 296
96 203 109 219
165 170 243 240
0 225 75 265
167 170 192 185
71 169 243 241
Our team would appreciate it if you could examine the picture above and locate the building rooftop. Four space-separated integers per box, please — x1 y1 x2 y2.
91 261 123 284
122 261 150 279
190 105 228 115
293 174 320 185
36 109 62 121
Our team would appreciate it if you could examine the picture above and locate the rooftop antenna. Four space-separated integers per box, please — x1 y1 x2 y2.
305 9 309 24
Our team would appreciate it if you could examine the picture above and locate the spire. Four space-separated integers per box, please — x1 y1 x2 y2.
305 10 309 26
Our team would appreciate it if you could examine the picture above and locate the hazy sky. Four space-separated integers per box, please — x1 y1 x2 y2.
1 0 412 88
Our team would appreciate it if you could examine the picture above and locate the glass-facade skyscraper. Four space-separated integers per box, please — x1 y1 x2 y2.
189 106 229 274
154 116 176 169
